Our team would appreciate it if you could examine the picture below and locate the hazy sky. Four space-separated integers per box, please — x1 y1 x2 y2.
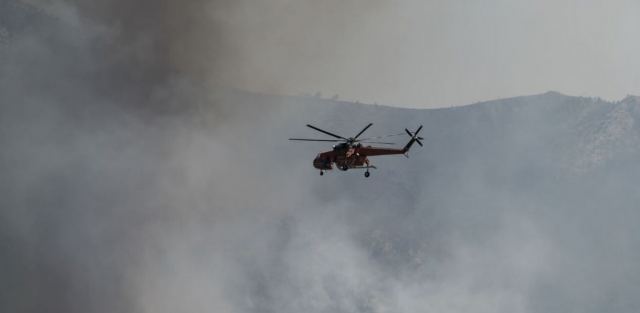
207 0 640 107
30 0 640 108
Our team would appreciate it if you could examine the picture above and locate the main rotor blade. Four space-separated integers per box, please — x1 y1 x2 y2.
360 141 397 145
306 124 347 140
289 138 342 142
354 123 373 139
357 133 405 141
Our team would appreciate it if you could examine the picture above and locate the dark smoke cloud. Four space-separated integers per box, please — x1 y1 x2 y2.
12 0 243 114
0 1 262 312
38 0 390 104
64 0 220 86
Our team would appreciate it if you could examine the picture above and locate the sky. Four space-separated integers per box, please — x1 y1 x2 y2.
232 0 640 107
242 0 640 107
27 0 640 108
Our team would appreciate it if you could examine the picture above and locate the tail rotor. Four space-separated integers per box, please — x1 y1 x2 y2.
402 125 424 154
405 125 423 146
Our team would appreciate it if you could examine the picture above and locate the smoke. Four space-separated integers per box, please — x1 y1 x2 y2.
1 1 384 312
24 0 391 103
3 1 640 313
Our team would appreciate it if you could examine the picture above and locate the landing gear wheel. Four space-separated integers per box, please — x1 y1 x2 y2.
320 171 324 176
341 165 349 171
364 171 370 178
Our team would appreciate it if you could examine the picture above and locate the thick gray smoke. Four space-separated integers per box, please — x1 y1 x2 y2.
3 1 640 313
0 1 372 312
0 1 257 312
59 0 227 95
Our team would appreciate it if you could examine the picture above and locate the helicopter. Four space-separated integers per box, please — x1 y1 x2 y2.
289 123 423 177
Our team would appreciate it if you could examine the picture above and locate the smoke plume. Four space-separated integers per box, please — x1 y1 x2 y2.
3 2 640 313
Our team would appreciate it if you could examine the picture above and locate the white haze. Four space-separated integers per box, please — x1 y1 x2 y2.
2 1 640 313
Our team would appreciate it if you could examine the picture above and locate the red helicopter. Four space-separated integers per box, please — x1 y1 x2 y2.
289 123 423 177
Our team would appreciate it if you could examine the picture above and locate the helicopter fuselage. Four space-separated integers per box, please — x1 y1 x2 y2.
313 144 387 171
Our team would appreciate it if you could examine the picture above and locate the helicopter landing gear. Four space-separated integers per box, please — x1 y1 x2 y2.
364 160 371 178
